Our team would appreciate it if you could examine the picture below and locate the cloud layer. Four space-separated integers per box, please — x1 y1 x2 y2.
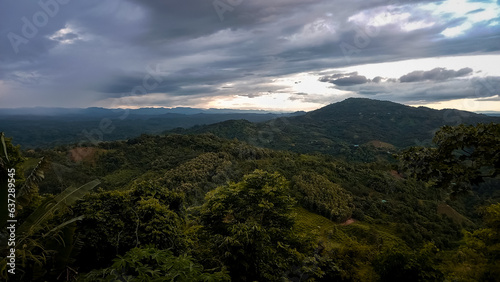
399 67 473 82
1 0 499 109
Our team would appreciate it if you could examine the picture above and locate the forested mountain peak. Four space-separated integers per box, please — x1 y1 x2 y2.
303 97 486 121
173 99 500 158
307 98 413 117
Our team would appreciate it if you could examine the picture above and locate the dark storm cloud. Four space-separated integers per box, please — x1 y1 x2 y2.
331 76 369 86
1 0 499 107
319 72 369 86
328 75 500 104
399 67 473 82
0 0 111 60
477 95 500 101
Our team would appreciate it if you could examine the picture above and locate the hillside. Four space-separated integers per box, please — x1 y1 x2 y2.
2 123 500 280
0 110 296 149
172 98 500 157
2 98 497 154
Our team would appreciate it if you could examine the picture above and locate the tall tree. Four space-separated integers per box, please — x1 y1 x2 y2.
198 170 309 281
398 123 500 195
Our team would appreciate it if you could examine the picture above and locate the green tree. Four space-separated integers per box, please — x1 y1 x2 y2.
71 181 186 272
399 123 500 195
444 203 500 281
198 170 309 281
0 133 102 280
374 243 443 282
292 172 354 222
84 247 229 282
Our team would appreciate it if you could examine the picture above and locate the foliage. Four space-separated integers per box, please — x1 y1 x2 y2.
159 152 234 205
374 242 444 282
71 181 186 272
0 133 25 227
198 170 315 281
442 203 500 281
0 180 100 281
84 247 229 282
0 134 101 281
175 98 500 159
399 123 500 194
292 172 354 222
0 110 286 148
16 157 48 211
18 180 100 237
2 124 499 281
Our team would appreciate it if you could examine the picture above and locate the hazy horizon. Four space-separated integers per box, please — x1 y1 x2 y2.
1 98 500 116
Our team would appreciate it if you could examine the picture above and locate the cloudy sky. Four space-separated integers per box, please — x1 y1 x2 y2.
1 0 500 112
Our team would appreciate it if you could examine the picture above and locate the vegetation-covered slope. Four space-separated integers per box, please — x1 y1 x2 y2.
1 125 498 281
0 111 293 149
172 98 500 158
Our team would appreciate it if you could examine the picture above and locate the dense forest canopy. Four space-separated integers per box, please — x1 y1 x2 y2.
0 100 499 281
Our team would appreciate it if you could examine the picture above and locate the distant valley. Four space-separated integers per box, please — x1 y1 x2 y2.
1 99 499 157
170 98 500 159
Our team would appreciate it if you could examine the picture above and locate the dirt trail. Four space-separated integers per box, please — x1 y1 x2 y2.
69 147 97 163
341 218 356 226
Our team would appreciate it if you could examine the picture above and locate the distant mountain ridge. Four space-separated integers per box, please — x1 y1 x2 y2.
2 98 499 152
0 106 297 116
0 108 300 148
171 98 500 156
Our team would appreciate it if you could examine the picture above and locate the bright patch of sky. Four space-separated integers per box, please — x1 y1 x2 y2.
348 5 436 32
338 54 500 78
348 0 500 36
421 0 500 37
207 92 327 112
229 54 500 111
411 98 500 112
48 25 80 44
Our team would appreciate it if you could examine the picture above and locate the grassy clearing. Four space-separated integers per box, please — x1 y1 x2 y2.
294 206 404 250
437 203 474 226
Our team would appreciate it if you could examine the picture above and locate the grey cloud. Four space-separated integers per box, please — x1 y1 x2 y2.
239 93 262 99
333 76 500 104
477 95 500 101
319 72 358 81
319 72 369 86
0 0 499 108
399 67 473 83
332 75 369 86
0 0 109 60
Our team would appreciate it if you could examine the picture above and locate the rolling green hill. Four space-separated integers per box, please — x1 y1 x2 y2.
171 98 500 158
2 100 499 281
